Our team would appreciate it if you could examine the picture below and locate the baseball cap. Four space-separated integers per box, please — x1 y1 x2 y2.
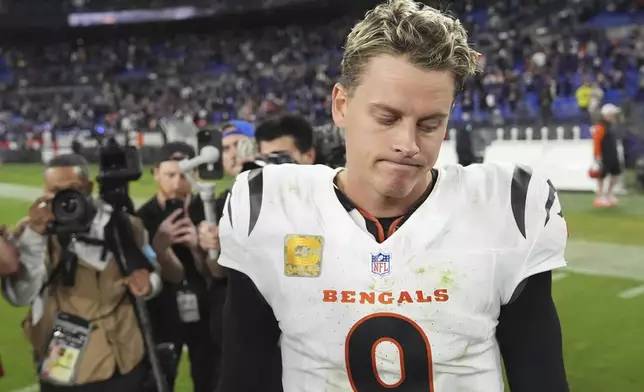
600 103 621 117
156 141 196 165
222 120 255 138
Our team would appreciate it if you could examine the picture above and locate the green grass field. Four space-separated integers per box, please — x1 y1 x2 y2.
1 164 643 392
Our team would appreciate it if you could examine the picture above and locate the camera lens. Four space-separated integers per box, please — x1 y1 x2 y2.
52 189 87 224
62 198 78 214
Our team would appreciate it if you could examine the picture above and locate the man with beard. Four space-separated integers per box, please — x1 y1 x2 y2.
136 142 220 392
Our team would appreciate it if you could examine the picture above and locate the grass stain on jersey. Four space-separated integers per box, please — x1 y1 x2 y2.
415 267 426 275
440 270 456 286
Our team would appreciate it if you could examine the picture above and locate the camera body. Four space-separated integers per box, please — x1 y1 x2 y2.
264 151 297 165
241 151 297 171
97 137 143 184
96 136 142 214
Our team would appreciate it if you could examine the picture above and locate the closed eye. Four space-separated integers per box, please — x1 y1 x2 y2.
376 116 397 126
419 122 441 133
419 126 440 133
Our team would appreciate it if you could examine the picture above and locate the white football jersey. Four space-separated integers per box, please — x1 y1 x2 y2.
218 163 567 392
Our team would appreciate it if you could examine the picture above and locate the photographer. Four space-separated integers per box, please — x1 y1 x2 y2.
221 120 255 177
200 114 318 392
206 113 318 245
0 154 162 392
254 113 316 164
136 142 220 392
210 113 317 232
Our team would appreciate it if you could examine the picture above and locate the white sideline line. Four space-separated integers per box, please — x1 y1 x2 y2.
618 285 644 299
552 272 568 281
9 384 39 392
565 266 644 282
0 183 146 207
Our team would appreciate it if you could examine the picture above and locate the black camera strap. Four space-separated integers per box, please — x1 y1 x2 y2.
39 235 77 296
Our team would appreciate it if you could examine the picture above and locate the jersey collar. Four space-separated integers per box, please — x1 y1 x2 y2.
331 168 439 218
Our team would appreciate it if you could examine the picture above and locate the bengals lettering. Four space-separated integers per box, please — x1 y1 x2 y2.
323 289 449 305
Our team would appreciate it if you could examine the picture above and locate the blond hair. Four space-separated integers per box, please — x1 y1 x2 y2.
341 0 480 94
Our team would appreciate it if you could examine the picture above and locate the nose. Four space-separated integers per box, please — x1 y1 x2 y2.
391 122 420 157
170 175 183 190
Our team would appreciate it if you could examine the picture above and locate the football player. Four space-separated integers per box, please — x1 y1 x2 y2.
214 1 569 391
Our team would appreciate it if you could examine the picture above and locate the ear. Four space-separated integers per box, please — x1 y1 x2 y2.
331 83 349 128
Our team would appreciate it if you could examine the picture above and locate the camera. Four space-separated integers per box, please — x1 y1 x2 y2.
96 136 143 213
241 151 296 171
48 189 96 235
97 136 143 184
264 151 297 165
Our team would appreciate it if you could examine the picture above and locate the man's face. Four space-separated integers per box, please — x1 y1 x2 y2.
332 54 454 199
44 166 92 199
222 133 249 176
154 161 191 199
258 135 315 165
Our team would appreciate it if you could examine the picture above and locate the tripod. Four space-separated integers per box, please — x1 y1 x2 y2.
101 185 170 392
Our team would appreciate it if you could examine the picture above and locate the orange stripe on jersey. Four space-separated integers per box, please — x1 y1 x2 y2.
357 207 385 243
387 216 404 237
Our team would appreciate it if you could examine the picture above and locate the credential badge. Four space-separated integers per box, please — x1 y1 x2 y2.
371 252 391 277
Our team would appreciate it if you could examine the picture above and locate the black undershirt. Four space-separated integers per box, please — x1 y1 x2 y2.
215 171 569 392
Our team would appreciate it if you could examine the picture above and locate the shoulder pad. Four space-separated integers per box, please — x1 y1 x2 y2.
230 164 335 237
456 162 545 239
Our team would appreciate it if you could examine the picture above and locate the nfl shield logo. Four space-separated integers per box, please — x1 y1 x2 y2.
371 253 392 276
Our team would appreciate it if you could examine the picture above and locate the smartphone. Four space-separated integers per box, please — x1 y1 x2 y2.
164 198 185 220
196 127 224 180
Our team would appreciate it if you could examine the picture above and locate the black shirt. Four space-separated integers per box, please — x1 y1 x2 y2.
216 172 569 392
136 194 209 337
598 120 619 163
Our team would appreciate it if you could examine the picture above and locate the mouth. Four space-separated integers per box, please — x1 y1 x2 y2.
380 159 421 168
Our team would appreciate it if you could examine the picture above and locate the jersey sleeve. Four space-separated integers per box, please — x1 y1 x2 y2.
218 169 273 299
501 168 568 304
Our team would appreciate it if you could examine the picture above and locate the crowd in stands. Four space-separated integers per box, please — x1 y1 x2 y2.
0 0 643 140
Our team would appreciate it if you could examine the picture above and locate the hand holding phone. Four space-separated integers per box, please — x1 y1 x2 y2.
164 198 185 220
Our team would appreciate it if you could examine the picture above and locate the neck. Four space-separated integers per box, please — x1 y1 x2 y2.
338 168 433 218
156 192 168 207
